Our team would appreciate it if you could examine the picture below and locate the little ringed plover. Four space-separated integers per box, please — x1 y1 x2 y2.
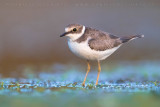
60 24 144 86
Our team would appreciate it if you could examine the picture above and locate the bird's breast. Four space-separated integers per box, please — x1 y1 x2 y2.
68 39 92 60
67 39 120 61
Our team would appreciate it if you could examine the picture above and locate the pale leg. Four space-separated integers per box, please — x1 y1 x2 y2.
96 60 101 85
82 60 90 86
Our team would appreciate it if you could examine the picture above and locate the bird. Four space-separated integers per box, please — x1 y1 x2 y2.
60 24 144 86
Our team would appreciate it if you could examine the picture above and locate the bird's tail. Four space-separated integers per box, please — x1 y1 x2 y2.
120 35 144 43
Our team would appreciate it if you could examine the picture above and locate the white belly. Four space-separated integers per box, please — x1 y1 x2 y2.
68 39 120 61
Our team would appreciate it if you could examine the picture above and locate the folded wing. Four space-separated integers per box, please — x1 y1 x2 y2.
88 33 122 51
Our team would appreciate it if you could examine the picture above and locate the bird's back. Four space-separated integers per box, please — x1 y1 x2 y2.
76 27 144 51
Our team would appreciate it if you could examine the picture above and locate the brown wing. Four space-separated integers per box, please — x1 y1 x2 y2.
75 27 122 51
88 32 122 51
120 35 144 43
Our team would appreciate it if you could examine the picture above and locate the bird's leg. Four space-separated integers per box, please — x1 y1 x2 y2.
82 60 90 87
96 60 101 85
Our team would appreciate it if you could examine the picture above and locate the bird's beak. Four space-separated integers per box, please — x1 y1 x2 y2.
60 32 69 37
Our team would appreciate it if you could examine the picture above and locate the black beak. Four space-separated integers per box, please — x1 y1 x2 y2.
60 32 69 37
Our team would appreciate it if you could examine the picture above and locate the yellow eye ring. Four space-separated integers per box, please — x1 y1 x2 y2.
73 28 77 32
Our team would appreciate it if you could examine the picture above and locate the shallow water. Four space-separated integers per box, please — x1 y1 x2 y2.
0 61 160 107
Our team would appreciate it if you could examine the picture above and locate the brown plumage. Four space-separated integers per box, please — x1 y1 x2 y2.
120 35 144 43
60 24 144 86
76 27 144 51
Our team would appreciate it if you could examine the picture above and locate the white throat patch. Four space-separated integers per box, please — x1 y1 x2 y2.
66 26 85 41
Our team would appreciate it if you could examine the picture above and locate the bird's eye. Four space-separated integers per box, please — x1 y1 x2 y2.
73 28 77 32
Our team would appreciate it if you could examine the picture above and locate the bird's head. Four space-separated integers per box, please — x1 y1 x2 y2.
60 24 85 41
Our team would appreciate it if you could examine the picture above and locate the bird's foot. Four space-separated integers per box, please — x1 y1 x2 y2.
82 83 85 87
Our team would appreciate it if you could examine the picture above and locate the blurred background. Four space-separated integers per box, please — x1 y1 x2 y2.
0 0 160 76
0 1 160 107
